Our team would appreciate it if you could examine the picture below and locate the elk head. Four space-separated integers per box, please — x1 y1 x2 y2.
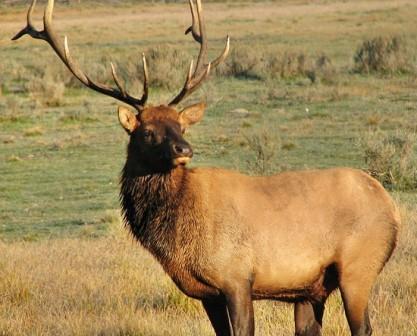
118 103 206 174
13 0 229 174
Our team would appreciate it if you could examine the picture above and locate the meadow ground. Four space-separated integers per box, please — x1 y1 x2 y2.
0 0 416 335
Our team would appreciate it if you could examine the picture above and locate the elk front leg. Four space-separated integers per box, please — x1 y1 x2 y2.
202 296 231 336
223 282 254 336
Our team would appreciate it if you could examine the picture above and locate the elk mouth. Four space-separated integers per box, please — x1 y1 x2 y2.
171 141 193 167
172 157 191 166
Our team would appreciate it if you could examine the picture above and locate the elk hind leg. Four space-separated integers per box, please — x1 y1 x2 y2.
294 301 325 336
294 264 338 336
339 272 374 336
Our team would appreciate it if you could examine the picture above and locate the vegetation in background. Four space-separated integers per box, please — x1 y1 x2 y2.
145 45 190 90
360 130 417 191
1 0 255 7
353 36 414 75
217 44 336 83
27 73 66 107
243 128 282 175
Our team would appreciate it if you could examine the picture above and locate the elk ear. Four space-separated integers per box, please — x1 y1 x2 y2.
118 106 139 134
179 102 206 128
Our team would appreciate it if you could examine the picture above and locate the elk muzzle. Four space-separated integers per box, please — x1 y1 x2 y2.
171 142 193 166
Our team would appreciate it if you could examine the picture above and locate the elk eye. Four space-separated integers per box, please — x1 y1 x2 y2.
143 129 153 141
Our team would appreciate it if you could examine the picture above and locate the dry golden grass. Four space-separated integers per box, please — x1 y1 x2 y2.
0 205 415 336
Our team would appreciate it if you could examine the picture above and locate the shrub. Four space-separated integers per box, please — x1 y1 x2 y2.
309 54 337 84
6 97 20 115
360 130 417 191
218 43 336 83
267 51 310 79
217 44 265 79
144 45 190 90
20 56 116 92
353 36 413 74
26 73 65 107
24 126 44 137
43 59 84 89
243 128 282 175
0 63 2 98
73 47 191 96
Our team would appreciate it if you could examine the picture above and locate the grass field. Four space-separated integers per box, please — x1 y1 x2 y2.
0 0 417 335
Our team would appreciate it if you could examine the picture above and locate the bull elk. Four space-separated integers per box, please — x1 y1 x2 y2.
13 1 400 335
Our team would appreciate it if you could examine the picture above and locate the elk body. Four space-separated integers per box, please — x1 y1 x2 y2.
14 1 400 335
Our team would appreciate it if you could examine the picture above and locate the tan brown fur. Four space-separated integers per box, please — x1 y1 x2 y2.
140 105 181 122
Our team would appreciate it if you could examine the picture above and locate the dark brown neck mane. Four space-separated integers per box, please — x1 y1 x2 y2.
120 165 189 260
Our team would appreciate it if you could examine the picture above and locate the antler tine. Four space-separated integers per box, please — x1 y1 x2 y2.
211 35 230 67
12 0 45 41
184 0 201 44
141 53 149 105
110 62 127 98
169 0 229 106
184 0 207 75
27 0 36 27
188 60 195 82
12 0 148 112
169 62 211 107
63 35 90 84
194 0 208 74
170 60 194 106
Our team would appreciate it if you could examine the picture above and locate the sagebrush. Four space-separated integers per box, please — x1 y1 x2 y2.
217 44 336 84
360 130 417 191
353 36 414 74
243 128 282 175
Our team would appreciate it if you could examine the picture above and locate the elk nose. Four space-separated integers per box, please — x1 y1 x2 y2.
172 143 193 157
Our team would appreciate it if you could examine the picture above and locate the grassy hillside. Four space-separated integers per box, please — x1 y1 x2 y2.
0 0 416 335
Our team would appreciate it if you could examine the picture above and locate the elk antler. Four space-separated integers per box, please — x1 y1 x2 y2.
12 0 148 112
169 0 230 106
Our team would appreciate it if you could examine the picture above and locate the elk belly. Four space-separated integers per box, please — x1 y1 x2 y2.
250 227 336 300
252 255 327 291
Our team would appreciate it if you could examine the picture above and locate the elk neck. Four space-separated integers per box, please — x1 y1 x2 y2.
120 162 193 260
